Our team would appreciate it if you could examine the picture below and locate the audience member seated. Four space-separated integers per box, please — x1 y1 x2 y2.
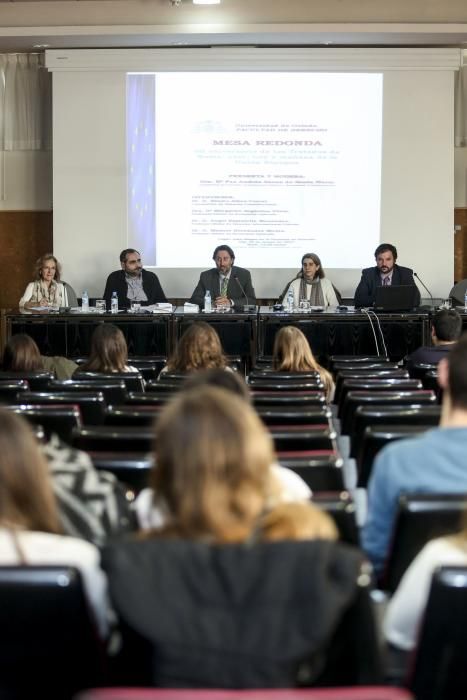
272 325 335 401
102 387 364 687
19 253 69 309
362 332 467 576
405 308 462 371
2 333 77 380
353 243 420 308
383 511 467 650
78 324 138 374
279 252 339 308
159 321 229 377
103 248 167 309
0 409 109 637
136 370 311 529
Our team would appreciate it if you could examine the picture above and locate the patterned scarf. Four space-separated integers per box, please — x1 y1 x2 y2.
299 276 324 306
29 280 62 306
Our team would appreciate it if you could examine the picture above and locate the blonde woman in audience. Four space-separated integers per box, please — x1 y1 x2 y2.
19 253 67 309
78 323 138 373
102 387 362 688
159 321 228 376
272 325 335 401
0 409 109 637
2 333 77 380
135 372 311 529
384 513 467 651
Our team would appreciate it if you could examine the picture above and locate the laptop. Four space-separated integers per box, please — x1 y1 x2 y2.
374 285 419 312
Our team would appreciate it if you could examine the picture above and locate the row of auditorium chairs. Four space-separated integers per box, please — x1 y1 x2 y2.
2 560 466 698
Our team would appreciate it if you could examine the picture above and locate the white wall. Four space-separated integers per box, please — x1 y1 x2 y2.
49 48 456 300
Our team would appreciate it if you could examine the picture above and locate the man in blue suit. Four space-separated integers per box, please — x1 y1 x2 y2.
353 243 420 308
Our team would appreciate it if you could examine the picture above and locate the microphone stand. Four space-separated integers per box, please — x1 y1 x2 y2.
234 276 256 313
413 272 435 311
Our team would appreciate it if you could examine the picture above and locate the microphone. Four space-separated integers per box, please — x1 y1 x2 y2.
413 271 434 309
234 275 255 313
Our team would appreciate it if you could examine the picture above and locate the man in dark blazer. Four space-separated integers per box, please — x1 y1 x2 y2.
190 244 256 310
103 248 167 309
353 243 420 308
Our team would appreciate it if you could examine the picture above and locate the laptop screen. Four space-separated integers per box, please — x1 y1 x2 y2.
374 285 419 312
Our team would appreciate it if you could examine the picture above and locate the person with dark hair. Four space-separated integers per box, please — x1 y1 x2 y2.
406 308 462 370
19 253 69 309
103 249 167 309
362 331 467 575
79 323 137 373
189 244 256 310
353 242 420 308
279 253 339 307
2 333 77 379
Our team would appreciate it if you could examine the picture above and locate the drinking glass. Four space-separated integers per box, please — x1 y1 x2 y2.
95 299 106 313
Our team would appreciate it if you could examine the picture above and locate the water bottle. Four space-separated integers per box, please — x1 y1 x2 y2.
81 290 89 313
111 291 118 314
204 290 212 313
464 290 467 312
287 288 294 312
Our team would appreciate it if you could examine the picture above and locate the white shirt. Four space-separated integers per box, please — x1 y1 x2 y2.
134 463 312 531
384 536 467 650
0 528 110 638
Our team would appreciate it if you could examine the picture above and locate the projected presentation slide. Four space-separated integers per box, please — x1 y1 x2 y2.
127 72 383 269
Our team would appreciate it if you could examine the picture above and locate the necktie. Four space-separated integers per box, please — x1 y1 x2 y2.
221 276 228 296
383 276 390 286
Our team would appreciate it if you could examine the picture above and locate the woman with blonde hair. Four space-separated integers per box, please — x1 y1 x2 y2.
102 387 364 687
79 323 137 373
272 325 335 401
161 321 227 376
0 409 108 637
19 253 68 309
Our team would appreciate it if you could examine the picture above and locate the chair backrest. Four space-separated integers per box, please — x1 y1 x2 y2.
248 379 324 391
283 461 345 492
406 362 438 380
256 405 333 427
312 491 360 546
0 379 29 402
72 426 153 453
383 492 467 592
350 404 441 459
156 371 189 384
17 391 107 426
62 280 79 307
126 392 171 406
73 371 145 392
0 565 104 698
334 369 409 405
90 452 152 493
76 688 413 700
269 425 336 452
341 391 437 436
409 566 467 700
248 370 321 381
48 379 128 405
329 355 390 370
332 362 401 373
0 370 54 391
5 404 82 442
356 424 433 488
105 405 161 427
252 391 326 408
337 379 422 418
